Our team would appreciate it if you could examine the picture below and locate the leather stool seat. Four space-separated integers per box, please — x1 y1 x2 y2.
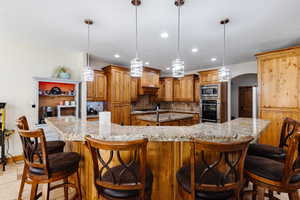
247 143 286 161
176 165 234 200
38 140 65 154
245 155 300 183
29 152 81 176
100 164 153 199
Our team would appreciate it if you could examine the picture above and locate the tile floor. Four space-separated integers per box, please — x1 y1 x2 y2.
0 161 291 200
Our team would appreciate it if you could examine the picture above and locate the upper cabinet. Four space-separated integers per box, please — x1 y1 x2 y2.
257 46 300 145
138 67 160 95
173 75 196 102
104 65 131 104
130 77 138 102
199 69 219 84
158 77 174 102
87 70 107 101
194 77 200 103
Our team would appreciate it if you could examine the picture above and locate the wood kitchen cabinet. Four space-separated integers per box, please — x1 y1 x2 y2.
103 65 131 125
257 46 300 146
173 75 196 102
138 67 160 95
199 69 219 84
130 77 138 102
158 77 173 102
194 77 200 103
87 70 107 101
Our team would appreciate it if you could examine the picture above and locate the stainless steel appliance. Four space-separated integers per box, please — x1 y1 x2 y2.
201 84 220 97
200 84 222 123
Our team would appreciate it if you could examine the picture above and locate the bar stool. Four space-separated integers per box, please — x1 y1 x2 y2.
16 116 66 200
85 136 153 200
18 128 82 200
248 117 300 162
176 137 253 200
245 132 300 200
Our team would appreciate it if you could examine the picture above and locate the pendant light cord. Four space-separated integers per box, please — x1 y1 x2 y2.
177 5 181 59
135 5 139 58
223 23 226 67
87 23 90 67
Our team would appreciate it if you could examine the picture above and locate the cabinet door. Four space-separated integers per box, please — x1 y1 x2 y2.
122 72 131 103
184 76 194 102
111 70 122 102
111 104 120 124
130 78 138 102
87 80 95 100
173 79 181 101
94 71 107 101
121 104 131 125
158 79 165 101
194 78 200 103
164 78 173 101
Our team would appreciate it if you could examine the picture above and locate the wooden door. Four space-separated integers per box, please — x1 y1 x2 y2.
173 79 181 101
158 79 165 101
121 104 131 125
194 78 200 103
122 71 131 103
183 76 194 102
111 70 122 102
87 80 95 100
164 78 173 101
130 78 138 102
239 86 253 117
94 71 107 101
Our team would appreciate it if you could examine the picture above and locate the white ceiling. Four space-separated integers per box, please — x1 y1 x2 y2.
1 0 300 72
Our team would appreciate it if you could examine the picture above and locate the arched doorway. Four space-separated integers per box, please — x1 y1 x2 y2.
230 73 257 119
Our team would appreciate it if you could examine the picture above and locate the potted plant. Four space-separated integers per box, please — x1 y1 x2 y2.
54 66 71 79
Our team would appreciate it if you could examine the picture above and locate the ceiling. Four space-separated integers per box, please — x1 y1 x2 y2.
1 0 300 72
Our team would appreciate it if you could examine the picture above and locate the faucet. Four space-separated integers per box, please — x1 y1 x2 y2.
156 104 160 123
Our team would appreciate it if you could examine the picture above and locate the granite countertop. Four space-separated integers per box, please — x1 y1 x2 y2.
131 109 200 115
46 117 270 143
137 113 194 122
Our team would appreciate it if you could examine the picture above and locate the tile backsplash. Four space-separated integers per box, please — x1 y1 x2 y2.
132 95 199 112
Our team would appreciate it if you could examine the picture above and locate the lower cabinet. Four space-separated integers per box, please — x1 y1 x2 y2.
110 103 131 125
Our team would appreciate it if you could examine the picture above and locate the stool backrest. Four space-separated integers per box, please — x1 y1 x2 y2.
16 116 29 130
17 128 49 177
190 137 253 198
85 136 148 199
279 118 300 149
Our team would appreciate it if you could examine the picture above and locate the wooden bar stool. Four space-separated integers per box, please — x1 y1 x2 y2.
245 132 300 200
18 128 82 200
16 116 66 200
85 136 153 200
176 137 253 200
248 117 300 162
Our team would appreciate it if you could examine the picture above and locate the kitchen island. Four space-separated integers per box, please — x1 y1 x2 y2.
46 117 269 200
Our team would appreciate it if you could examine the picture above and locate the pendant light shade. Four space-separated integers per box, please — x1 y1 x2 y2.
83 19 94 82
130 0 143 77
172 0 184 78
218 18 231 82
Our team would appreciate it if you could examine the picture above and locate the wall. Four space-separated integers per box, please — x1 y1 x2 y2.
231 74 258 118
0 38 83 156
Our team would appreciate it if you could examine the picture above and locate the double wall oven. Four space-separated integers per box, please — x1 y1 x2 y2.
200 84 221 123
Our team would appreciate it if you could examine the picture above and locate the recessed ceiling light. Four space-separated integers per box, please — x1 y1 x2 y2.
145 62 150 65
192 48 198 53
166 67 171 70
114 54 120 58
160 32 169 39
211 57 217 62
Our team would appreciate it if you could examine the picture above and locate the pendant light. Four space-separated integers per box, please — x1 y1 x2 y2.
218 18 231 82
172 0 185 78
83 19 94 82
130 0 143 77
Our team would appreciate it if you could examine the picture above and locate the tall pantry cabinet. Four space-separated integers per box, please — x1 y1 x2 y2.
257 46 300 145
103 65 131 125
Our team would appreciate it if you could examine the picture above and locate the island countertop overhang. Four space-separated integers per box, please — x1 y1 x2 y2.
45 117 270 143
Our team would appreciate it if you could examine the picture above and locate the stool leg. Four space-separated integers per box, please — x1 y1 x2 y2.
252 184 257 200
288 191 300 200
257 186 265 200
30 182 38 200
63 178 68 200
42 183 50 200
18 164 28 200
75 171 82 200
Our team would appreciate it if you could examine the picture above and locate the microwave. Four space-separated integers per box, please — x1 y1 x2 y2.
201 84 220 98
